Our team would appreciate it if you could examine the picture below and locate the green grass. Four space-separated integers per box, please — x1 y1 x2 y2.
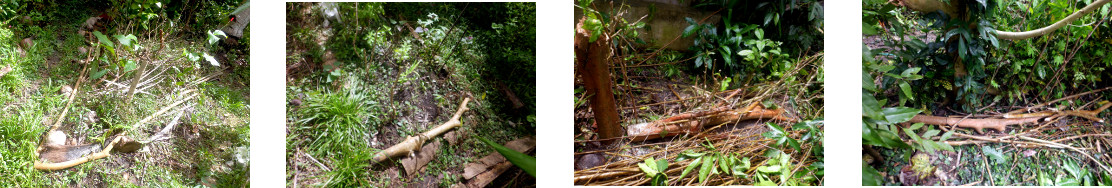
287 2 536 187
0 2 249 186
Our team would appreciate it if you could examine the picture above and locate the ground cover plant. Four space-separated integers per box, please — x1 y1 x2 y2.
284 2 536 187
0 0 249 186
863 0 1112 185
573 0 823 186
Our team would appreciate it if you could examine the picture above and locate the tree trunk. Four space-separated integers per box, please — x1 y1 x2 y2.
575 17 622 144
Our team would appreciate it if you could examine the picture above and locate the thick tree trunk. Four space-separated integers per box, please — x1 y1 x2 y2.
575 17 622 144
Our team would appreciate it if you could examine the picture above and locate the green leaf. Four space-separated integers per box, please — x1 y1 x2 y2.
938 129 955 141
123 60 138 72
640 162 653 175
115 34 138 51
699 155 715 183
683 24 699 38
981 145 1007 164
638 160 657 175
93 31 114 48
863 72 877 92
899 81 914 101
738 49 754 57
882 107 921 124
863 163 884 185
907 122 924 131
758 165 781 173
732 157 751 176
679 157 702 180
718 153 731 176
90 69 108 80
202 52 220 67
477 137 536 177
207 30 227 45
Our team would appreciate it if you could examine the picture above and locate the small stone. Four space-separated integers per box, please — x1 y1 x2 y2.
575 153 606 171
20 38 33 49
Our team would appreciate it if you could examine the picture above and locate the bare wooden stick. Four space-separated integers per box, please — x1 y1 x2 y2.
371 97 470 165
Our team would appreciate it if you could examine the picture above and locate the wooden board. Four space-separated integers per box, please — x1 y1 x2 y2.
401 141 442 177
458 137 531 180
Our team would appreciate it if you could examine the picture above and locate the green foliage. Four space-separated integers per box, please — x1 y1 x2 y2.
762 122 801 151
637 157 669 186
862 163 885 185
113 0 162 30
685 17 790 82
575 0 605 42
674 147 752 185
752 150 819 186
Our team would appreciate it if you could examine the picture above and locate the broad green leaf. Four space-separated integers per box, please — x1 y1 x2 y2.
938 129 955 141
638 161 656 175
93 31 114 48
921 129 940 139
738 49 754 57
882 107 920 124
899 81 914 101
202 52 220 67
679 157 702 180
90 69 109 80
699 155 715 183
683 24 699 38
123 60 138 72
907 122 924 131
718 153 731 176
758 165 781 173
863 72 877 92
863 163 884 185
115 34 138 51
863 93 884 121
477 137 536 176
207 30 227 45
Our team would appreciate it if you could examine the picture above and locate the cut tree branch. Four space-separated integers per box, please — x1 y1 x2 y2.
626 103 796 141
371 97 471 165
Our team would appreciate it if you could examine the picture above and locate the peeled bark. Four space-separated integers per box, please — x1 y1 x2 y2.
626 103 797 141
34 136 139 171
371 98 471 165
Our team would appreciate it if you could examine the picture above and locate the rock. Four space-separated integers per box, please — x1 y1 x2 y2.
84 17 102 30
45 130 67 146
18 38 32 50
575 153 606 171
289 98 302 106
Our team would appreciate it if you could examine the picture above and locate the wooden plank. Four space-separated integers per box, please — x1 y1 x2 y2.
461 137 535 180
401 141 441 177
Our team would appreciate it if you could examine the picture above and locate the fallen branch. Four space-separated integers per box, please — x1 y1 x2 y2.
909 115 1042 134
911 101 1109 134
371 97 470 165
626 102 796 141
34 135 131 171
